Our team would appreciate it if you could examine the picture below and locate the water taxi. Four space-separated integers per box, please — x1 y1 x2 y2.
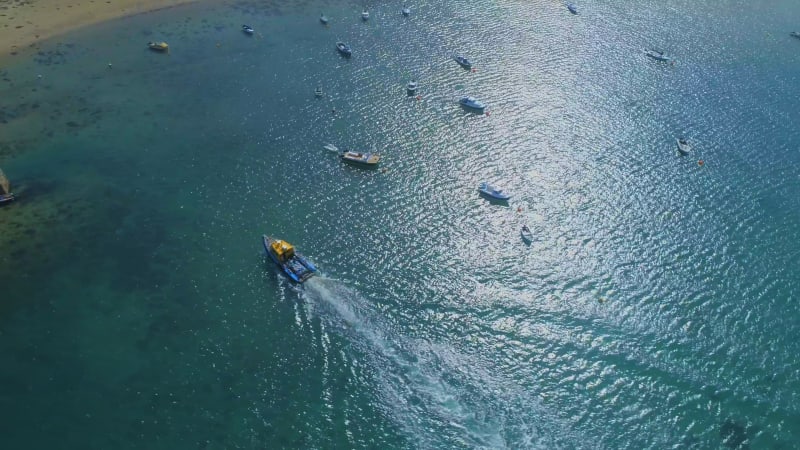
262 235 318 283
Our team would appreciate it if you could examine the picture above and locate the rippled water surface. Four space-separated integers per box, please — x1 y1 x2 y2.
2 0 800 448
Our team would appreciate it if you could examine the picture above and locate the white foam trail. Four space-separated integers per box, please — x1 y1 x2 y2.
300 277 563 448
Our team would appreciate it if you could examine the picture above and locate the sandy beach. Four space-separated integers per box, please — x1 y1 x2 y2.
0 0 194 57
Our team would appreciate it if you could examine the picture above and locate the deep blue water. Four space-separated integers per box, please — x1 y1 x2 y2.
2 0 800 448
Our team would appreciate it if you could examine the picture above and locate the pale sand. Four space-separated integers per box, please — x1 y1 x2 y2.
0 0 196 57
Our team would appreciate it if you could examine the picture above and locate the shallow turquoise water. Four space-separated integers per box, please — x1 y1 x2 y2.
2 0 800 448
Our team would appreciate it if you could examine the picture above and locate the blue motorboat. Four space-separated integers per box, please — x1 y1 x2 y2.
242 25 254 35
645 49 672 63
567 3 578 14
454 55 472 69
478 182 511 200
459 96 486 112
263 235 318 283
336 41 352 57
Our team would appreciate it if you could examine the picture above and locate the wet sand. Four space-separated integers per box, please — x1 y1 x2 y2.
0 0 195 57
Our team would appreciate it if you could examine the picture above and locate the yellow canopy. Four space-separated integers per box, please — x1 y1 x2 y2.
271 240 295 261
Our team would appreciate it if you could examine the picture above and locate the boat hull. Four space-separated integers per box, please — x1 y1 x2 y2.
478 183 511 200
341 152 380 167
676 139 692 155
454 56 472 69
262 235 317 283
148 42 169 52
336 43 352 57
0 193 15 205
460 98 486 112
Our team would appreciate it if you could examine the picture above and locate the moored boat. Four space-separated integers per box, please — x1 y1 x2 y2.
791 31 800 39
242 25 254 34
478 182 511 200
676 137 692 155
407 80 417 94
341 151 381 167
645 49 672 62
361 9 369 21
454 55 472 69
147 41 169 52
521 225 533 242
262 235 318 283
567 3 578 14
336 41 352 57
402 6 411 17
320 14 329 25
459 96 486 112
315 86 324 98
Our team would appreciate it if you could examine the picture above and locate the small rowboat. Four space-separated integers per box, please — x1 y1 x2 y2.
320 14 329 25
242 25 254 35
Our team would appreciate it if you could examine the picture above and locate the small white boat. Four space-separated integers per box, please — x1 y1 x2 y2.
323 143 340 153
315 86 324 98
242 25 255 35
478 182 511 200
676 138 692 155
361 9 369 21
407 80 417 93
320 14 329 25
520 225 533 242
402 6 411 16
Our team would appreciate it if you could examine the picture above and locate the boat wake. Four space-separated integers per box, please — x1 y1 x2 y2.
301 277 569 448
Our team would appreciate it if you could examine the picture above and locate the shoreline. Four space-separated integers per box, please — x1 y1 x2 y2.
0 0 197 58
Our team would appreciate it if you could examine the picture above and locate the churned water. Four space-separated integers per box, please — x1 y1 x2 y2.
2 0 800 448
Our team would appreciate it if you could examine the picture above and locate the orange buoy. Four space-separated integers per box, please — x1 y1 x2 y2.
698 159 704 166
